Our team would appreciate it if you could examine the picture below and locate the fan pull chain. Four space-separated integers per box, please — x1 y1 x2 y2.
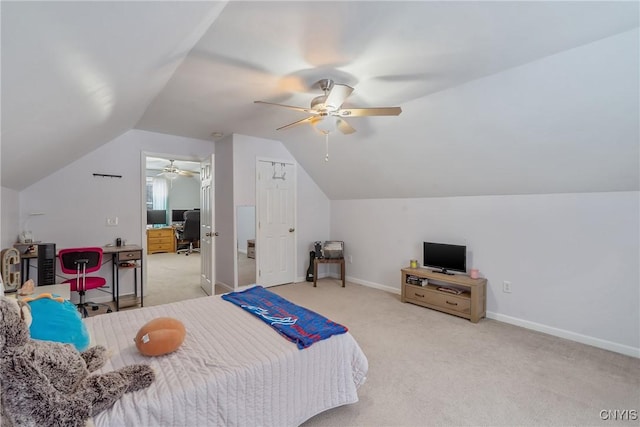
325 133 329 162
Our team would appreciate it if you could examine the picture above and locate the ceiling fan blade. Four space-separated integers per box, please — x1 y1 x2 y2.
254 100 319 115
337 107 402 117
324 84 354 110
179 170 195 177
336 118 356 135
276 116 316 131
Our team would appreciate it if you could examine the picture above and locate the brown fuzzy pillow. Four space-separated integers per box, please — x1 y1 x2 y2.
135 317 186 356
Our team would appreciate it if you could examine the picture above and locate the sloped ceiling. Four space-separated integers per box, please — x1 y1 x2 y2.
2 1 638 199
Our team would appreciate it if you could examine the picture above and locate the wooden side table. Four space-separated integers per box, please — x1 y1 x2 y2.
313 258 345 287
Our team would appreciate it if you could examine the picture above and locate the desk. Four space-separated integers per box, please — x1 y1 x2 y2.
13 243 143 311
313 258 346 287
13 243 57 287
104 245 144 311
16 250 36 282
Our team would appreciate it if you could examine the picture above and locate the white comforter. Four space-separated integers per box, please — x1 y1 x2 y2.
84 294 368 427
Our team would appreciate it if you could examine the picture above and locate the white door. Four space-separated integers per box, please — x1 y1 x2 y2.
200 155 215 295
257 160 296 287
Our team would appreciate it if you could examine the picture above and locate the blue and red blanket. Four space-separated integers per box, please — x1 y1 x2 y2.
221 286 347 349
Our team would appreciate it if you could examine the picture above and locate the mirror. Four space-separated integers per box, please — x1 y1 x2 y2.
237 205 256 286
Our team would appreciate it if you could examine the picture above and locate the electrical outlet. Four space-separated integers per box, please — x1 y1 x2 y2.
503 280 512 293
348 255 353 264
106 217 118 226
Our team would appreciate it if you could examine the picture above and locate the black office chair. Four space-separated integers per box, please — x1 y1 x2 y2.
177 210 200 256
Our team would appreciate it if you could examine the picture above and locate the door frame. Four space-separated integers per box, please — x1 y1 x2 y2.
199 154 215 295
140 151 205 296
255 157 297 286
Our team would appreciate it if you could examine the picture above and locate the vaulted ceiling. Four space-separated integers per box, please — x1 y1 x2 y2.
2 1 638 198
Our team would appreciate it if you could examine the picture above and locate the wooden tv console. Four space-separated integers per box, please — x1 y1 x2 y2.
401 267 486 323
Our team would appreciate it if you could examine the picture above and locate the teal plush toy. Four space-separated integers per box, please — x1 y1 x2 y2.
24 293 90 351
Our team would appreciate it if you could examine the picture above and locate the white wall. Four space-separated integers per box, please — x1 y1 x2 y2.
331 191 639 357
167 176 200 213
144 169 200 221
214 135 235 289
18 129 214 298
1 187 20 250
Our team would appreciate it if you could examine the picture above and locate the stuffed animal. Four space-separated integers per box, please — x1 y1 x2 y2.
0 296 155 427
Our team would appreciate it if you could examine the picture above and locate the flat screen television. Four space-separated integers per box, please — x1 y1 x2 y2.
147 209 167 226
171 209 187 222
423 242 467 275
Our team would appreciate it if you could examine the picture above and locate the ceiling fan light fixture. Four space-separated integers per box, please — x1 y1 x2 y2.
314 115 337 134
163 171 179 180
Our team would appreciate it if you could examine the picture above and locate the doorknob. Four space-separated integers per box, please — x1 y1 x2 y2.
289 228 295 232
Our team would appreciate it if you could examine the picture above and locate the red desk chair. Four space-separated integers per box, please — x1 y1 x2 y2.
59 247 112 317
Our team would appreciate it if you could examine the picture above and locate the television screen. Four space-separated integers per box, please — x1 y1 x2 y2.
171 209 187 222
423 242 467 274
147 209 167 225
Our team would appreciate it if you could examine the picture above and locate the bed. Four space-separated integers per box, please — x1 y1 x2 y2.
83 292 368 426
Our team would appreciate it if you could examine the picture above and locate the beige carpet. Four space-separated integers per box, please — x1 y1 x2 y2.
84 268 639 426
144 252 208 306
267 280 640 427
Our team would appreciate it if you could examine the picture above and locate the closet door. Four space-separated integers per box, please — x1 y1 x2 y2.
257 160 296 287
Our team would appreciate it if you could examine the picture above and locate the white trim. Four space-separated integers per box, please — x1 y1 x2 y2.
345 276 401 295
321 273 400 294
215 281 234 293
312 274 639 358
486 311 639 358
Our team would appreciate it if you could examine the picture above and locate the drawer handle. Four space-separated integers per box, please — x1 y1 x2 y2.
415 293 424 298
127 253 134 257
446 301 458 306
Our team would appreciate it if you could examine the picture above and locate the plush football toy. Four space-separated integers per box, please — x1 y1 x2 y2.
0 296 155 427
135 317 186 356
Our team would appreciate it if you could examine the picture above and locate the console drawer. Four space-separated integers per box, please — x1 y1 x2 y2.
118 250 142 261
405 287 470 315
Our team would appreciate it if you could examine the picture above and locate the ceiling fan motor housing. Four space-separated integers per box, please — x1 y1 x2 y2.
311 95 328 111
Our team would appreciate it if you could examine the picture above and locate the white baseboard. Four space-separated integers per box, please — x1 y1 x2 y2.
215 281 234 293
305 272 400 295
315 275 638 358
486 311 639 358
345 275 401 295
249 275 640 358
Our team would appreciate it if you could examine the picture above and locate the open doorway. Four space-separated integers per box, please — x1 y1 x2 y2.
143 155 206 306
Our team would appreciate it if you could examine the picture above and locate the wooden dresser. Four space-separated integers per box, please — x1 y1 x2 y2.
401 267 486 323
147 227 176 254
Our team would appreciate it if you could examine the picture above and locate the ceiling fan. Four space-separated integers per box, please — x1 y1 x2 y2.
254 78 402 135
158 160 195 180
